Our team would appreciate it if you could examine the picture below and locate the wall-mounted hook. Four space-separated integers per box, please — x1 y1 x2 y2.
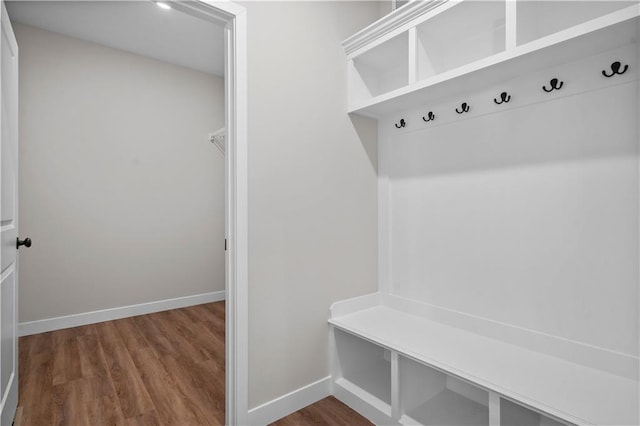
602 61 629 78
422 111 436 122
455 102 470 114
542 78 564 92
493 91 511 105
394 119 406 129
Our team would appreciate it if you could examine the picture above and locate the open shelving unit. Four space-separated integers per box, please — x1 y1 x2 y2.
332 1 639 425
344 0 639 117
329 297 639 426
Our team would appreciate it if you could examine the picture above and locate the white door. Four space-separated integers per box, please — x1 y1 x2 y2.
0 2 19 425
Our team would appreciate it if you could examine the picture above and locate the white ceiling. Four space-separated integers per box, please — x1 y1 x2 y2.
6 1 225 76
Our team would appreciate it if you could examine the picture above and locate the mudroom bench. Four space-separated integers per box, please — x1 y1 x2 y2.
329 293 639 426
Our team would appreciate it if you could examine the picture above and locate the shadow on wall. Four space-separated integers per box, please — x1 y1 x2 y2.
349 113 378 173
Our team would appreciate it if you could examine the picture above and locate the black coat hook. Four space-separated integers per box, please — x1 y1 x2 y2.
455 102 470 114
493 91 511 105
542 78 564 92
422 111 436 122
602 61 629 78
394 119 406 129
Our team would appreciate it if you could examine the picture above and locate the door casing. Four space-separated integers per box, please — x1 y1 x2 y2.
169 2 249 424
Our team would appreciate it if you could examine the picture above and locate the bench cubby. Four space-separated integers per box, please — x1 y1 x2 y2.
333 328 392 412
500 399 566 426
399 356 489 426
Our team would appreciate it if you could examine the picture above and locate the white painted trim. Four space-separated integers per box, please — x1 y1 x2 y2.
330 292 381 318
377 125 391 294
18 291 225 336
247 377 331 426
170 2 249 424
219 4 248 426
342 0 445 57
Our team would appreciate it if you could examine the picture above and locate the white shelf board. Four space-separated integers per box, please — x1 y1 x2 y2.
329 306 639 426
401 388 489 426
348 5 639 117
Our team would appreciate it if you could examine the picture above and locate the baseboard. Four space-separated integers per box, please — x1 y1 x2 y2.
18 290 225 336
248 376 331 426
333 379 398 426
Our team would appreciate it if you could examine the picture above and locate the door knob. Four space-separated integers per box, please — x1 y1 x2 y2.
16 237 31 249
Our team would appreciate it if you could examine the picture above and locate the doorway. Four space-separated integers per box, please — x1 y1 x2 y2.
2 0 247 424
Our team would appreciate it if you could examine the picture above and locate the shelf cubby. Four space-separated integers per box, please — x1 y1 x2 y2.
515 0 632 46
343 0 639 117
399 356 489 426
333 328 392 407
349 31 408 103
415 0 505 81
500 398 567 426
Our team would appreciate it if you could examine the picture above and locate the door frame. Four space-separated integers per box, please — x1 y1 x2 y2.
169 1 248 424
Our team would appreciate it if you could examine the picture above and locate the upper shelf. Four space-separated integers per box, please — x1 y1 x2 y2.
344 0 639 118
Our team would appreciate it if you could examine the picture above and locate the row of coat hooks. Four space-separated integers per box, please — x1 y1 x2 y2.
394 60 629 129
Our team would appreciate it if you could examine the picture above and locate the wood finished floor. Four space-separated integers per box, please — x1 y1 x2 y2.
16 302 226 426
272 397 372 426
16 301 370 426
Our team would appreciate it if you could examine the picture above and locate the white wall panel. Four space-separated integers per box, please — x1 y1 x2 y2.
385 75 638 356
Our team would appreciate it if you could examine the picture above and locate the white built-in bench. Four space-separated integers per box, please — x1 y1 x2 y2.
329 293 639 426
334 2 640 425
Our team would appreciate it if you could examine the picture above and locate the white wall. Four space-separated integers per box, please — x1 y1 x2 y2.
241 1 380 409
16 24 225 323
382 46 639 359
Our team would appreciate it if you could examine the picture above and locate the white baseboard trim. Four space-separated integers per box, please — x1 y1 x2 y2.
248 376 331 426
18 290 226 336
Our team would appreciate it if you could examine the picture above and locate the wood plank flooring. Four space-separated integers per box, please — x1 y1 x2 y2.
16 302 225 426
16 301 371 425
271 397 373 426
